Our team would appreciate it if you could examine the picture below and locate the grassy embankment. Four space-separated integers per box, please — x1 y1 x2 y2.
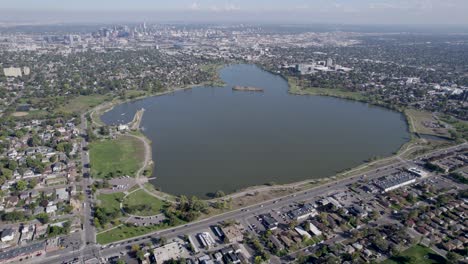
382 245 445 264
89 135 145 179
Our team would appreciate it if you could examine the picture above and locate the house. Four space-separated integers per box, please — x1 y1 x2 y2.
6 196 19 207
19 192 30 200
56 188 69 201
223 252 240 264
307 222 323 236
23 170 34 178
269 235 284 250
52 163 64 173
348 205 368 218
30 190 39 198
1 228 15 242
46 205 57 214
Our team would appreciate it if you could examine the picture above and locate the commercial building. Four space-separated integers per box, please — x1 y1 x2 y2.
288 203 317 221
261 214 279 230
197 232 216 249
374 173 417 193
152 241 188 264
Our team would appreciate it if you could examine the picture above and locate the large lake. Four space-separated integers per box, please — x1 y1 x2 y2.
102 64 410 198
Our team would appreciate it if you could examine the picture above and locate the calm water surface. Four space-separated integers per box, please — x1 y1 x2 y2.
102 65 410 198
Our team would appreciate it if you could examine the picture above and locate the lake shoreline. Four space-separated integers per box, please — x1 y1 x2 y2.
96 64 428 200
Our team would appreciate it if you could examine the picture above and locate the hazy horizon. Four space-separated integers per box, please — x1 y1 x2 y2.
1 0 468 25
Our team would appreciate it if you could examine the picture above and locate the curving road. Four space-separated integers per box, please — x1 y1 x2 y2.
31 142 466 264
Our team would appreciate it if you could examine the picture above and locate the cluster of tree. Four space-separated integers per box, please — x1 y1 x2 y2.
47 221 71 237
1 211 28 222
93 206 121 228
424 162 445 173
164 195 208 222
244 234 270 264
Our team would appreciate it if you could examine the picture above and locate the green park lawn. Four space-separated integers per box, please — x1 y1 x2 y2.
123 189 166 216
89 136 144 179
96 216 186 244
56 95 111 114
287 77 368 101
382 245 446 264
97 221 172 245
97 192 125 214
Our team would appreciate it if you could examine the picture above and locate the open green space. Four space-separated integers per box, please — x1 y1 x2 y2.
56 95 111 114
97 192 125 214
288 77 368 101
405 109 451 137
382 245 445 264
89 135 144 179
123 189 166 216
96 217 185 244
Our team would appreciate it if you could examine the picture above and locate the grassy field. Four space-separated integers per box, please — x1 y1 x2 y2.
123 189 166 216
89 136 144 179
56 95 111 114
405 109 451 137
97 224 165 245
382 245 445 264
97 192 125 213
288 77 368 101
96 217 186 244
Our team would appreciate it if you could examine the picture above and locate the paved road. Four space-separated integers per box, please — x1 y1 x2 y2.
80 113 96 246
34 142 466 264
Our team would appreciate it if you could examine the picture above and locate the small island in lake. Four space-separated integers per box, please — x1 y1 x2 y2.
232 85 264 92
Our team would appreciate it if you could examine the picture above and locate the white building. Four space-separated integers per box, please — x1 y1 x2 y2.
3 67 22 77
1 229 15 242
307 223 323 236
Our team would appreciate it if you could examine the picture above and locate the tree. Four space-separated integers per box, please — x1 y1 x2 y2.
15 180 28 192
99 126 110 136
29 178 38 189
1 168 13 180
159 236 167 246
7 160 18 171
36 213 50 224
215 190 225 198
131 244 140 253
446 251 462 264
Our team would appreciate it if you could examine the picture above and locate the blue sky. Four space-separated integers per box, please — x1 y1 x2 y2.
0 0 467 24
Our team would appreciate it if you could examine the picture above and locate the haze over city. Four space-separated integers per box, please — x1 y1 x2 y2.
1 0 468 24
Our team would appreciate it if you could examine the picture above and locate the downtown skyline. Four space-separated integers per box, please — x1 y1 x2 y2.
0 0 468 25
